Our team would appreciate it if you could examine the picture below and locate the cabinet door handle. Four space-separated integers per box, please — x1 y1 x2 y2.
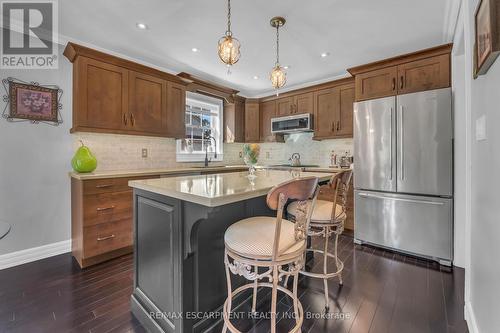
400 76 404 89
331 121 335 131
336 121 340 131
130 113 135 126
123 113 128 126
96 205 115 212
392 77 396 91
97 234 115 241
95 184 113 189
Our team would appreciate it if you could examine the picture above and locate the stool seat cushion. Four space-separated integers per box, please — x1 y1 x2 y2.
287 199 346 223
224 216 304 259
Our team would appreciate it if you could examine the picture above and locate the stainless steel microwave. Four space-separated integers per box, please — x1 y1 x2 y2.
271 113 313 134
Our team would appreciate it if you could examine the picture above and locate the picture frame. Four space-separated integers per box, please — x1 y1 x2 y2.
2 77 63 125
474 0 500 77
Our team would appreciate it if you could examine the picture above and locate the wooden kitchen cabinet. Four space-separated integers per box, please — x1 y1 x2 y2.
354 66 397 101
336 85 355 137
294 92 314 114
276 97 293 116
313 88 338 139
64 42 188 138
348 44 452 101
166 82 187 139
313 82 355 140
74 57 129 131
224 98 245 143
244 101 260 142
71 175 160 268
276 92 313 116
260 100 284 142
397 53 450 95
128 71 167 135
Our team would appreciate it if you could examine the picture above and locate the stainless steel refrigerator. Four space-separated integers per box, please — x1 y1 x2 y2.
353 88 453 265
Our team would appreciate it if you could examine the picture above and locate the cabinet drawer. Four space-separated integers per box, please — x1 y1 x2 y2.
83 178 131 194
83 175 160 195
83 191 132 226
83 219 132 258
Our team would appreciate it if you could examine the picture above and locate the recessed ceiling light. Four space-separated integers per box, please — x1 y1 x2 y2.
136 22 148 30
320 52 330 58
253 76 259 80
283 65 290 69
192 48 198 52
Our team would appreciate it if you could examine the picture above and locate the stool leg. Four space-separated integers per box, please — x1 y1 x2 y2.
323 226 330 310
252 266 258 313
292 271 302 332
334 229 343 285
223 256 232 333
271 265 278 333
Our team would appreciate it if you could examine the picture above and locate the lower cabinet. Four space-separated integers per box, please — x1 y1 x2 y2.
71 168 249 268
71 175 159 268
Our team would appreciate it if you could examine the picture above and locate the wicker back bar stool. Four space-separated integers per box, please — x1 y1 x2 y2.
286 170 353 310
222 177 320 333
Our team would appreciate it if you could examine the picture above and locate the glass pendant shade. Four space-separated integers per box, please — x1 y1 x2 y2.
218 34 241 66
270 65 286 89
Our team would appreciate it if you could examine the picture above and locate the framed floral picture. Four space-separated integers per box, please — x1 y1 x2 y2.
475 0 500 77
2 77 63 125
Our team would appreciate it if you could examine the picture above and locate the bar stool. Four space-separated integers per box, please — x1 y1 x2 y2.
223 177 320 333
286 170 352 309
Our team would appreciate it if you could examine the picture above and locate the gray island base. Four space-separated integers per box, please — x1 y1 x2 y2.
128 170 333 333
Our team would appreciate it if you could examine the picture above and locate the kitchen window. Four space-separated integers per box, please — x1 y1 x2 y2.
176 92 223 162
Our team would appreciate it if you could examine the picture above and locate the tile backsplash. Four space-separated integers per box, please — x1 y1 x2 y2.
72 132 352 171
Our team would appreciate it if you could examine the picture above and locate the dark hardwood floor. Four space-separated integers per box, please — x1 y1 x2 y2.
0 234 467 333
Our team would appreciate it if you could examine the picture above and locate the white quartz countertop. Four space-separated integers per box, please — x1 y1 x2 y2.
69 165 249 180
128 169 336 207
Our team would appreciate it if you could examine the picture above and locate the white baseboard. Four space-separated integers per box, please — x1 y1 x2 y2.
465 301 479 333
0 240 71 270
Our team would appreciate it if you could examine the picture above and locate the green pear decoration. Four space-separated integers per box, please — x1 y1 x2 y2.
71 140 97 173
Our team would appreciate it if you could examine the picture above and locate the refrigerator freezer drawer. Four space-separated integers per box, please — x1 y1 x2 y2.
354 190 453 261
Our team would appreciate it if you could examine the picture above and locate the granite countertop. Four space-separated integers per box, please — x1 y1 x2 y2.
69 165 249 180
128 169 335 207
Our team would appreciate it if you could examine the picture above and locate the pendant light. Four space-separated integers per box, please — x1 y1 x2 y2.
217 0 241 73
269 17 286 95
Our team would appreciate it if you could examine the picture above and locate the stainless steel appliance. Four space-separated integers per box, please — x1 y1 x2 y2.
271 113 313 133
353 88 453 265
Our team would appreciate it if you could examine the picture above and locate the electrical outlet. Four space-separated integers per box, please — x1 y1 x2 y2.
239 151 243 158
142 148 148 158
266 152 270 158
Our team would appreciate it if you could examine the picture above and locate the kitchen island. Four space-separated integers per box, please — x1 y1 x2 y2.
128 169 334 333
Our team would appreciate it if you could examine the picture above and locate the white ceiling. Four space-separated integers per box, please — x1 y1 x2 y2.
58 0 460 97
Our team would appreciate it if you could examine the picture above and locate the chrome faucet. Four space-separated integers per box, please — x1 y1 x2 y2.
203 130 218 167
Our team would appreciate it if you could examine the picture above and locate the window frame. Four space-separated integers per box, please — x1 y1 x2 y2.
176 92 224 162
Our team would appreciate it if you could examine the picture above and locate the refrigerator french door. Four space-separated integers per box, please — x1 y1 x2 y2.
353 88 453 265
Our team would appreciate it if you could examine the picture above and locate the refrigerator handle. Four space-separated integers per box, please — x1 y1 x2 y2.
399 105 404 181
357 192 445 205
389 107 393 180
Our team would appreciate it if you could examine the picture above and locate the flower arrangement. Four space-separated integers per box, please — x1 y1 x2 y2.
242 143 260 179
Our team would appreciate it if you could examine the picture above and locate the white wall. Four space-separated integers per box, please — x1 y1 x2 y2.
0 43 73 255
452 11 467 268
461 0 500 332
